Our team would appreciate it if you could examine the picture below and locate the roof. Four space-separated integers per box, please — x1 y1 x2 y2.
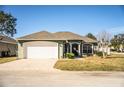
81 36 97 43
17 31 57 40
0 35 17 44
53 31 83 40
53 31 97 43
17 31 97 43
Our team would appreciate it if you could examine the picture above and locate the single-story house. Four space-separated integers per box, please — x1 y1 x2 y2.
17 31 97 59
0 35 17 57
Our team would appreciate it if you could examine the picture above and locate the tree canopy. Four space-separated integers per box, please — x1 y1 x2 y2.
86 33 97 40
111 34 124 50
0 11 17 37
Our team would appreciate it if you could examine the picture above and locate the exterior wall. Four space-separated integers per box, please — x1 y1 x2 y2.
17 40 97 59
58 42 64 59
18 42 24 59
18 41 59 59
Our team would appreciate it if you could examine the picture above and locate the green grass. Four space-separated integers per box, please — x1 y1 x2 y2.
0 57 17 64
54 54 124 71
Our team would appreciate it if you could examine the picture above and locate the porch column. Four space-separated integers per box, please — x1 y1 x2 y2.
67 45 69 53
92 44 94 54
78 44 80 55
87 45 88 54
70 43 72 53
63 43 65 58
67 43 70 53
80 43 82 56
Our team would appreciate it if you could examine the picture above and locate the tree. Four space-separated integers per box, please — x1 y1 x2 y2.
0 11 17 37
111 34 124 52
97 31 111 58
86 33 97 40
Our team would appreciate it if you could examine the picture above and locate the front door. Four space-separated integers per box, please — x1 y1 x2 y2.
72 44 79 56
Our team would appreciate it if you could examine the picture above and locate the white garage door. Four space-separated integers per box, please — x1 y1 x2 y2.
27 46 58 59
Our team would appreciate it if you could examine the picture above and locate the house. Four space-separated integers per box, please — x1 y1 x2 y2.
0 35 17 57
17 31 97 59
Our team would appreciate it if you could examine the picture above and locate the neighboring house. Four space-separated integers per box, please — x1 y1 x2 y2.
0 35 17 57
17 31 97 59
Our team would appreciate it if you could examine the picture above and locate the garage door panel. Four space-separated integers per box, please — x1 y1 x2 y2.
27 47 58 59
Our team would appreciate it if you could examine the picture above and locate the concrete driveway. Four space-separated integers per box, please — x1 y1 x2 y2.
0 59 124 87
0 59 58 72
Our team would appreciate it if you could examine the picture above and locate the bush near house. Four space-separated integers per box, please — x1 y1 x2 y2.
66 53 75 59
54 54 124 71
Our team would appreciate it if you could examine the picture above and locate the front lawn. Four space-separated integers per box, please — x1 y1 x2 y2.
0 57 17 64
54 54 124 71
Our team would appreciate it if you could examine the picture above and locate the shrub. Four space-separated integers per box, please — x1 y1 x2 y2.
96 51 103 57
66 53 75 59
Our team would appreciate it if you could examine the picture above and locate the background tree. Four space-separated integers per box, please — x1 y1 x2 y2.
0 11 17 37
97 31 111 58
86 33 97 40
111 34 124 52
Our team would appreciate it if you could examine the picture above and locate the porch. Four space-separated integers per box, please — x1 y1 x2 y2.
62 40 95 58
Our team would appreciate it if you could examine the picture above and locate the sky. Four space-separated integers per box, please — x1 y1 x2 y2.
0 5 124 38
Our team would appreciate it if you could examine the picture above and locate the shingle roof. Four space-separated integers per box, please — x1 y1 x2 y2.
81 36 97 43
17 31 97 43
53 31 97 43
0 35 17 44
53 31 83 40
17 31 59 40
